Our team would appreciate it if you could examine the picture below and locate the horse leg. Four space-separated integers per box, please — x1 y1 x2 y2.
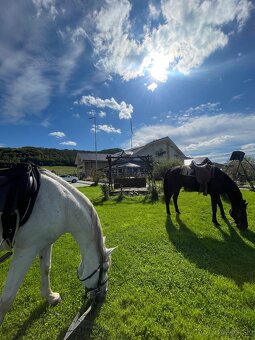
165 193 172 215
39 245 61 306
173 190 181 214
210 195 219 226
217 197 226 219
0 247 37 324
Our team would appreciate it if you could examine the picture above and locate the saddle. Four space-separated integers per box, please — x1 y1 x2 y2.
182 159 215 195
0 163 41 251
190 160 214 195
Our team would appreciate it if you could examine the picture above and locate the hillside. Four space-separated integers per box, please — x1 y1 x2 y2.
0 146 122 167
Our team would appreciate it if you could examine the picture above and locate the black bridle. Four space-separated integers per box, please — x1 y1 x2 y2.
77 262 109 297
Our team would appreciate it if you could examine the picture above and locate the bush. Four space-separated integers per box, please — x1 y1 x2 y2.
100 183 110 200
153 158 183 179
91 170 104 185
147 180 159 201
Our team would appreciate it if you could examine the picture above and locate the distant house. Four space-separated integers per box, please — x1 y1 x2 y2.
118 136 185 161
75 152 109 178
75 136 186 178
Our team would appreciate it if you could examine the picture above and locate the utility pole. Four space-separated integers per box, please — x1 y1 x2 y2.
89 115 97 175
130 117 133 149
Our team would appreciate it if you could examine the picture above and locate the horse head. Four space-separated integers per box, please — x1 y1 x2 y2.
229 200 248 230
78 246 117 300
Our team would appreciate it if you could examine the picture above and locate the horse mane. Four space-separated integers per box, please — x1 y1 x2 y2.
40 169 105 261
219 168 244 203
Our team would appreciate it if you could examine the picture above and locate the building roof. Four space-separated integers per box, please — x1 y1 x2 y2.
113 162 141 168
115 136 185 157
75 152 108 163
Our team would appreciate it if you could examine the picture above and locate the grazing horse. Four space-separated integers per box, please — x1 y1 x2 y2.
164 166 248 229
0 169 115 324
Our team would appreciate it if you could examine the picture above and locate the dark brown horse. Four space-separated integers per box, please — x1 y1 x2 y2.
164 166 248 229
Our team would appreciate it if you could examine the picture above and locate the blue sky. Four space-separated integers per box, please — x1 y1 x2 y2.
0 0 254 163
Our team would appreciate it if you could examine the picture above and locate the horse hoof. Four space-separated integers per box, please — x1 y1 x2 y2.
48 292 61 306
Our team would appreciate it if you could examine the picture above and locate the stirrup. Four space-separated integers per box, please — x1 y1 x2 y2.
0 251 13 263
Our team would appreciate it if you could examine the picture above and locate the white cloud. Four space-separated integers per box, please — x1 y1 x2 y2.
32 0 58 20
0 2 86 124
231 93 244 101
91 124 121 134
78 95 133 119
148 2 161 19
41 118 51 127
123 112 255 162
1 65 52 123
87 0 252 82
183 135 234 152
241 143 255 154
60 141 77 146
98 110 106 118
57 43 84 92
183 102 222 116
243 78 252 83
49 131 66 138
70 27 87 43
147 82 158 92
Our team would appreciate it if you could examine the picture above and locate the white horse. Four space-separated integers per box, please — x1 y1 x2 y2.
0 169 115 325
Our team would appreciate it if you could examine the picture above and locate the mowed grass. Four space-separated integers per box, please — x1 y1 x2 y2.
42 165 77 175
0 187 255 339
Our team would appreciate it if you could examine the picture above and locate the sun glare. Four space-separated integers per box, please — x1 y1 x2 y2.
149 54 169 82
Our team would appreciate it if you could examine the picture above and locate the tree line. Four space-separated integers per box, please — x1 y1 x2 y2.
0 146 122 167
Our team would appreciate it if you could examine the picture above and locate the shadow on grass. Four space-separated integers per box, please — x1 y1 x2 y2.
12 301 48 340
91 197 108 206
58 297 104 340
142 195 160 204
165 215 255 286
92 195 125 206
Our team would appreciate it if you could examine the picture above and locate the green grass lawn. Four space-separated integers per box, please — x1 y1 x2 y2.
0 187 255 339
42 165 77 175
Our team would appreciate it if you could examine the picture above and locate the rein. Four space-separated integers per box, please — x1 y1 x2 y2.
64 262 109 339
63 299 95 340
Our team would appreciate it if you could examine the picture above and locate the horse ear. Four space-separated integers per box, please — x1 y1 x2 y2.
105 247 117 256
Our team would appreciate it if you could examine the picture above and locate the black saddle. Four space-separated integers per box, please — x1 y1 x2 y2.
190 160 214 195
0 163 41 249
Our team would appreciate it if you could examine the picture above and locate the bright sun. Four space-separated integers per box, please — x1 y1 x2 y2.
149 54 169 82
